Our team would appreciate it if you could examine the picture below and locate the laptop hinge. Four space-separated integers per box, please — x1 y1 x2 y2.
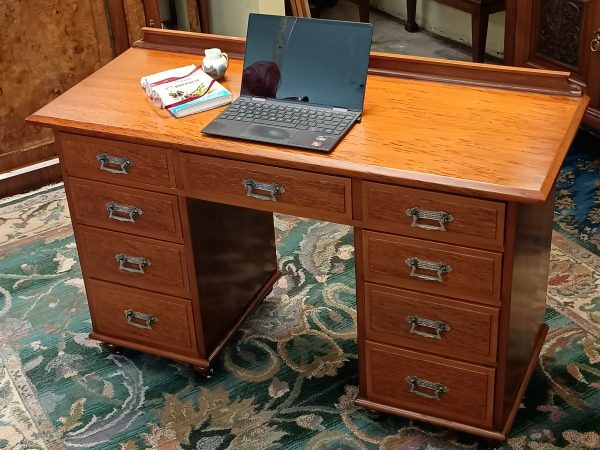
332 107 348 112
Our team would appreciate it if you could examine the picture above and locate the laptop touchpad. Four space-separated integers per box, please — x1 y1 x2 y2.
244 125 295 141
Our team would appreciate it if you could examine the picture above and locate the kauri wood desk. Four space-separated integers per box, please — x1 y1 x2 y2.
28 29 588 441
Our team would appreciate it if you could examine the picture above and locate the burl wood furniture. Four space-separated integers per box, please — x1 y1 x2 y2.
505 0 600 128
28 28 588 441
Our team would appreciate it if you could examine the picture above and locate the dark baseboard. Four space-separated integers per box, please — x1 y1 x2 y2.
0 158 63 199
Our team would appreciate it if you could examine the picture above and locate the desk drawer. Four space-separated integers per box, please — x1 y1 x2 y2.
180 154 352 222
361 182 505 249
362 231 501 305
79 226 190 298
87 280 196 354
365 341 495 427
69 178 182 241
60 133 175 188
364 283 498 364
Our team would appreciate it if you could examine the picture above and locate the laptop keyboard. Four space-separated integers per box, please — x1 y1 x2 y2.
218 98 356 135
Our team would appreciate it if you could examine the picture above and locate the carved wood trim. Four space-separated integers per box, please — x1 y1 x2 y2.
536 0 585 68
131 27 582 97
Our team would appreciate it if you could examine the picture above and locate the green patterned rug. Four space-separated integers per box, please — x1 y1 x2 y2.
1 133 600 449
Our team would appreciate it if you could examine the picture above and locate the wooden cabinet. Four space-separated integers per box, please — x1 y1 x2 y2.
29 30 587 441
55 130 279 374
506 0 600 127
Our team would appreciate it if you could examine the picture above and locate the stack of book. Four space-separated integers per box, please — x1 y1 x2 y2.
141 65 232 118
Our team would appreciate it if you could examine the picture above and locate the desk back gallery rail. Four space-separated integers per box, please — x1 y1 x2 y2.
27 29 589 441
134 27 582 96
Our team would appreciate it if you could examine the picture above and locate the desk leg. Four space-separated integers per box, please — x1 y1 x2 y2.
358 0 370 23
405 0 420 32
471 9 490 63
186 199 280 364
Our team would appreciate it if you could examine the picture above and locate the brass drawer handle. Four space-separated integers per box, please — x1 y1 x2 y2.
96 153 134 174
405 207 454 231
405 257 452 282
124 309 158 329
242 178 285 202
405 315 451 339
591 29 600 52
405 376 448 400
105 202 143 223
115 253 151 274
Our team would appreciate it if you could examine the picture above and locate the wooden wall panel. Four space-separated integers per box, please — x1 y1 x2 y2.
124 0 148 44
0 0 113 172
187 1 202 32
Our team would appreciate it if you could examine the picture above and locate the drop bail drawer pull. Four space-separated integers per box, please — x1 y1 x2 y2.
405 315 451 339
96 153 134 174
124 309 158 330
591 28 600 52
115 253 151 274
242 178 285 202
405 207 454 231
405 376 448 400
105 202 143 223
405 257 452 282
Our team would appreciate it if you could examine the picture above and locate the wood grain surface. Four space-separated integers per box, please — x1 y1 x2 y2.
69 178 183 242
362 231 502 304
61 133 176 188
180 153 352 223
365 341 495 427
360 181 506 250
1 0 113 172
78 225 191 298
28 46 588 203
87 279 197 355
364 283 499 364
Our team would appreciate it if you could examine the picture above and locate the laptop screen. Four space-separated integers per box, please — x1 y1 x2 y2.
241 14 373 112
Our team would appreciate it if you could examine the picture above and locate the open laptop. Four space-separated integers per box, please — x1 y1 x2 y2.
202 13 373 152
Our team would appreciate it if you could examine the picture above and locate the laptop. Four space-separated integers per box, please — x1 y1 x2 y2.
202 13 373 152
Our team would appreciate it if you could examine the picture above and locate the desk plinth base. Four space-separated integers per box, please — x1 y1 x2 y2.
355 323 549 441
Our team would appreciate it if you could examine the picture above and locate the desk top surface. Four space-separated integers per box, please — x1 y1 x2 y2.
29 46 588 203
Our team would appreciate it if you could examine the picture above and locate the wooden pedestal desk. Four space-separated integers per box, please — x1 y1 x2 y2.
28 29 589 441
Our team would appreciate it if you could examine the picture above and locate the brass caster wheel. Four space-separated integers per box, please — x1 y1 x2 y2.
103 343 120 353
456 433 500 449
477 438 501 450
194 365 214 378
367 409 385 422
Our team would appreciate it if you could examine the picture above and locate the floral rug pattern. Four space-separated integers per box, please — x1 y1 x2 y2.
555 131 600 252
1 131 600 449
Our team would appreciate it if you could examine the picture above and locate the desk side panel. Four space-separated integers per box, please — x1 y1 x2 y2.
495 190 555 427
186 199 278 357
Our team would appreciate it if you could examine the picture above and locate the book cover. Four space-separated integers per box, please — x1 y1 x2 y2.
151 69 232 118
140 64 196 97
